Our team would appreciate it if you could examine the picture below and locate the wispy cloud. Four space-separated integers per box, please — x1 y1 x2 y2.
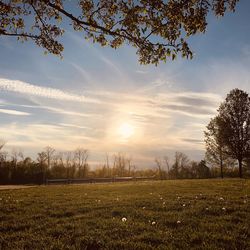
58 123 91 130
137 78 169 93
0 78 85 102
37 105 101 118
0 108 30 116
85 89 221 118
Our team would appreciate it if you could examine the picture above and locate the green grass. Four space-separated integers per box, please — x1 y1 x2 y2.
0 179 249 250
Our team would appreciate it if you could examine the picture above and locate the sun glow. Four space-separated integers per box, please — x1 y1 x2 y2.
118 122 135 140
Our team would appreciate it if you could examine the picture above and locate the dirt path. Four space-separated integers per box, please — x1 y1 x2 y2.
0 185 35 190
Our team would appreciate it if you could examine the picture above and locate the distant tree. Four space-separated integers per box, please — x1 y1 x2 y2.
0 140 6 165
155 157 169 179
170 152 190 179
23 156 33 165
0 140 7 183
112 153 133 177
155 157 163 179
37 151 47 165
113 153 126 177
127 156 132 176
163 156 171 179
50 152 67 178
64 151 74 178
74 148 89 178
37 151 47 183
0 0 239 64
11 148 23 168
216 89 250 178
204 117 230 178
104 152 110 177
0 150 7 163
196 160 210 179
44 146 55 169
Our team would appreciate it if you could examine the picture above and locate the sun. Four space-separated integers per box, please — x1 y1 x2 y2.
118 122 134 140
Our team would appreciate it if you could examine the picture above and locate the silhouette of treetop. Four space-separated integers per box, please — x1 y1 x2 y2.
0 0 239 64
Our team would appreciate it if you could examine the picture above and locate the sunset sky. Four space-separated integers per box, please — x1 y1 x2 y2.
1 0 250 167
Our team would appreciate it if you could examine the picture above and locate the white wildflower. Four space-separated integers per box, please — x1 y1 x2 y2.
222 207 226 211
177 220 181 224
182 204 186 207
152 221 156 225
122 217 127 222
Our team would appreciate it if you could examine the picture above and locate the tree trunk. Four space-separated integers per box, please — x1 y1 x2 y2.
220 159 223 179
238 159 243 178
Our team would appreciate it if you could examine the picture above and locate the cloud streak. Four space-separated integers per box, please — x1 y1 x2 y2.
0 108 30 116
0 78 86 102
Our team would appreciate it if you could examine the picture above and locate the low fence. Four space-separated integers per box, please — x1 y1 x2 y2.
46 176 156 185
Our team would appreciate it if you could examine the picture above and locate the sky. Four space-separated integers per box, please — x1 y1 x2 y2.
1 0 250 168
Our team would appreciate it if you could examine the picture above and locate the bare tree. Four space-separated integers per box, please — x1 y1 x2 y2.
11 148 23 169
37 151 47 183
155 157 163 179
127 156 132 176
172 152 190 179
44 146 55 169
74 148 89 178
113 153 128 177
105 152 110 177
37 152 47 165
64 151 74 178
0 140 7 168
163 156 171 179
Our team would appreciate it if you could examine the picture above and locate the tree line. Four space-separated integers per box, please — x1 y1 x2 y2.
0 144 242 185
0 145 202 184
1 88 250 184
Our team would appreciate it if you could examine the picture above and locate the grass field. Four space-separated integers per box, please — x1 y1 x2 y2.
0 179 249 250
